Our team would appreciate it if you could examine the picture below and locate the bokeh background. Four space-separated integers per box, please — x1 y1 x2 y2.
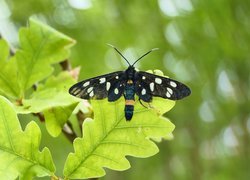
1 0 249 179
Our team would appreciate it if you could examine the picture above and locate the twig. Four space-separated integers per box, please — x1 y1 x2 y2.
62 121 78 143
60 59 71 71
33 112 45 122
76 111 84 135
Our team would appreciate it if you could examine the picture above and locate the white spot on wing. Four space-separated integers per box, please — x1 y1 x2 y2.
73 88 81 95
106 82 111 91
83 81 90 87
155 78 162 84
150 82 155 91
141 88 146 95
76 90 84 98
166 92 171 98
87 87 93 93
170 81 177 87
114 88 119 94
89 91 94 97
99 78 106 84
142 76 146 80
70 87 77 94
115 75 119 79
167 87 173 94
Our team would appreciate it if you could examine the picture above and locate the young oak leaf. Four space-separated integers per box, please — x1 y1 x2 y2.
44 103 78 137
0 39 9 66
16 71 79 114
0 96 55 179
0 39 21 98
63 97 175 179
16 71 80 137
15 18 76 93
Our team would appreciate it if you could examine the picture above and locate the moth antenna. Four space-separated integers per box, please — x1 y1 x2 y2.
132 48 159 66
107 43 131 66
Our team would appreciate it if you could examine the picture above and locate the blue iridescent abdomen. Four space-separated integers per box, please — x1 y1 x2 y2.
124 83 135 120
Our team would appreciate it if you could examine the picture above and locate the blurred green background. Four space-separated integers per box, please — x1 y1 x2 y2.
1 0 249 179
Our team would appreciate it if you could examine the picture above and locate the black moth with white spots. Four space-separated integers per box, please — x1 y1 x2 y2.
69 45 191 121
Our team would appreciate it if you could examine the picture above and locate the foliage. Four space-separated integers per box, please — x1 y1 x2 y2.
64 98 174 179
2 0 249 179
0 18 176 179
0 96 55 179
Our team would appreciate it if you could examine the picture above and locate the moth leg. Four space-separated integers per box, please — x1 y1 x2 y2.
139 98 150 108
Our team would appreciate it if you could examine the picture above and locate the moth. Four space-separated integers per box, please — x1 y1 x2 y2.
69 45 191 120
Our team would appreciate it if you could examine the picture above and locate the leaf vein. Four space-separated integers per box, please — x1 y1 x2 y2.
100 140 146 149
92 153 120 164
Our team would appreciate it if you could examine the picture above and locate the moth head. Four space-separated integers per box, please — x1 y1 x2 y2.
125 66 136 79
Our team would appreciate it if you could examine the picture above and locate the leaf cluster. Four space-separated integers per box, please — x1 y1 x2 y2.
0 18 175 179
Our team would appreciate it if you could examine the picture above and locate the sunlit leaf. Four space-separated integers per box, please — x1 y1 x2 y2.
15 71 80 136
44 103 78 137
63 97 175 179
16 71 79 114
15 18 76 93
0 40 21 98
0 39 9 66
0 96 55 179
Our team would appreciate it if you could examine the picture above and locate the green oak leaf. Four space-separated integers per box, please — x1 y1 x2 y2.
63 97 175 179
0 39 9 65
44 103 78 137
15 18 75 94
0 40 21 98
16 71 79 137
0 96 55 179
16 71 78 113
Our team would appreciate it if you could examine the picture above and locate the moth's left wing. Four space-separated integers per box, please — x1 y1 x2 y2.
135 71 191 102
69 71 125 100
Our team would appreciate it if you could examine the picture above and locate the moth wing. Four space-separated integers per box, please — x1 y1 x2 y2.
69 71 125 100
107 81 125 102
135 71 191 101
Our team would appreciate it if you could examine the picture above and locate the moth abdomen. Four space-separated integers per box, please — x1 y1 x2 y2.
124 82 136 120
124 104 134 121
